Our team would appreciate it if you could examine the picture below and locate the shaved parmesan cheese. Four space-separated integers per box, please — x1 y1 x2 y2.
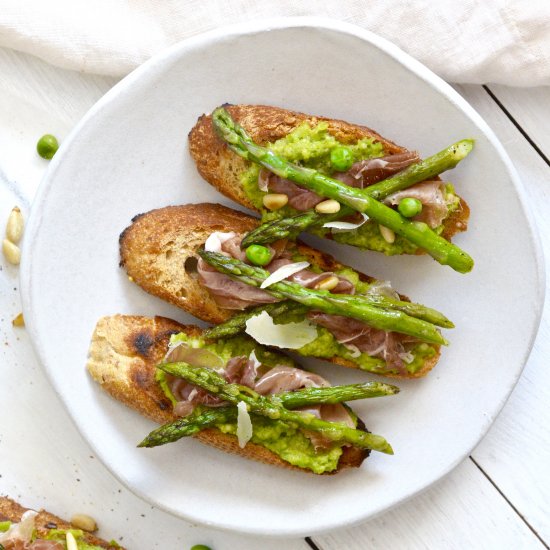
344 344 362 358
204 231 236 253
66 531 79 550
0 510 37 543
398 351 415 364
257 168 270 192
245 311 318 349
366 280 400 300
249 349 262 370
237 401 253 448
323 213 369 232
260 261 309 289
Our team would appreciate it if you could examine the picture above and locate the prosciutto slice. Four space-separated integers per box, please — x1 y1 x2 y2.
198 234 290 309
307 312 415 374
216 234 248 261
384 180 451 228
1 539 64 550
170 376 227 415
258 151 419 211
334 152 420 188
298 404 357 449
254 365 355 449
254 364 330 394
28 542 64 550
198 259 280 309
169 355 260 417
266 173 325 211
224 356 258 388
199 234 355 309
165 341 224 369
0 512 37 546
0 509 64 549
167 352 355 449
3 542 63 550
267 258 355 295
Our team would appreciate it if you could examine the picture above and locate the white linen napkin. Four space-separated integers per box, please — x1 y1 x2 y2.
0 0 549 86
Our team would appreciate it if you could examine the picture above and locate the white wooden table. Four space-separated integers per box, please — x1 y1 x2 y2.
0 47 548 549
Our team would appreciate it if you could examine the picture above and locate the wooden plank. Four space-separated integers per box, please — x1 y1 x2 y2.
312 459 545 550
487 85 550 161
453 83 550 543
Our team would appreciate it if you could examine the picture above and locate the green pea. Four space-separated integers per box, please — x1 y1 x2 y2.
0 520 11 532
36 134 59 159
190 545 212 550
398 197 423 217
330 145 354 172
245 244 273 266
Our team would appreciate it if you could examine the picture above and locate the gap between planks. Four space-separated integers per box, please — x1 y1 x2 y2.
483 85 550 168
303 455 549 550
305 537 323 550
470 457 549 550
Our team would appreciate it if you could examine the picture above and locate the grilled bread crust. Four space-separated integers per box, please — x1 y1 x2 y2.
0 496 121 549
86 314 368 474
119 203 441 378
187 104 469 244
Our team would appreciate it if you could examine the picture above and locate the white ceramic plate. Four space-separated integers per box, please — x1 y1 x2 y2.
21 18 544 537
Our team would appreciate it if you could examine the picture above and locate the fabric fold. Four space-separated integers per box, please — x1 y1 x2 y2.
0 0 549 86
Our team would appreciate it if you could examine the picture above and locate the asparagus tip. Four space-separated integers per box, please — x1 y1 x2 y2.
456 138 475 157
384 443 395 455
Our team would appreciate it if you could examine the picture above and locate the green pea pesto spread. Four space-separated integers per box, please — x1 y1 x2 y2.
157 333 295 406
156 332 347 473
290 316 435 376
0 524 114 549
240 121 460 255
276 262 438 375
217 415 344 475
44 528 107 549
241 120 384 211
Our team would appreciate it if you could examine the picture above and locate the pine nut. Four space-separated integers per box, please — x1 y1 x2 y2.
315 200 341 214
66 531 78 550
2 239 21 264
12 313 24 327
315 275 340 291
71 513 97 532
6 206 24 243
262 193 288 211
379 225 395 243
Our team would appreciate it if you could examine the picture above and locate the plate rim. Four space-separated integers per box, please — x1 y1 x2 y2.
20 16 546 537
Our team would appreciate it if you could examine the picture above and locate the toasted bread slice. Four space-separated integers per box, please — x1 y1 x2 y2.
188 104 469 246
0 496 121 549
119 203 441 378
86 314 368 474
